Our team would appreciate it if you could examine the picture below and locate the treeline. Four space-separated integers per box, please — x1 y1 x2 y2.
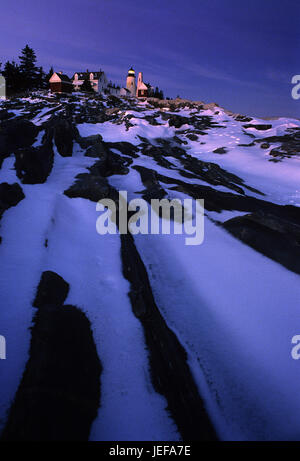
146 84 164 99
0 45 53 95
1 45 166 99
152 86 164 99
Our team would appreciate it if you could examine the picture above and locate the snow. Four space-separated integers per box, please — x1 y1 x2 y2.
1 94 300 441
42 196 179 441
0 149 96 432
183 115 300 206
133 207 300 441
109 148 300 441
78 119 176 145
0 145 179 441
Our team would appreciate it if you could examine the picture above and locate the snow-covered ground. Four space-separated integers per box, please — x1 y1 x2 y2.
0 93 300 440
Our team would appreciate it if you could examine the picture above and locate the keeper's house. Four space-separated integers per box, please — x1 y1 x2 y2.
72 70 108 93
49 72 73 93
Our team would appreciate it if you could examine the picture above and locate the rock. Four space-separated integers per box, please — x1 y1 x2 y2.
143 115 161 126
213 147 228 154
243 124 272 131
78 134 103 149
133 165 167 202
1 300 102 441
33 271 70 308
0 183 25 219
121 233 217 441
167 114 190 129
89 151 132 177
14 142 54 184
85 141 108 159
173 135 188 145
107 94 123 107
234 115 253 122
238 142 256 147
49 117 79 156
105 107 120 116
223 212 300 275
260 143 270 149
0 110 14 122
64 173 116 203
186 133 198 141
105 141 139 158
0 119 39 166
256 128 300 160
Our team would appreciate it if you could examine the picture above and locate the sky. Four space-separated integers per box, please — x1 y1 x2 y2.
0 0 299 117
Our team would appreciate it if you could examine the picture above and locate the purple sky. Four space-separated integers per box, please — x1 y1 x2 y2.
1 0 299 117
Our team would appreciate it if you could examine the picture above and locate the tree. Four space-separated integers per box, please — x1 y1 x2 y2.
45 66 54 86
36 66 46 89
153 86 164 99
81 76 94 93
18 45 39 91
3 61 22 94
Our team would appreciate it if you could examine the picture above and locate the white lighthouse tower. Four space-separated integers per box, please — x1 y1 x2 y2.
126 67 136 96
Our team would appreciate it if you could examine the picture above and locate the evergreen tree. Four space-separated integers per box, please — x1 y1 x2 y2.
45 66 54 86
154 86 159 98
35 66 46 89
153 86 164 99
3 61 22 94
18 45 39 90
81 76 94 93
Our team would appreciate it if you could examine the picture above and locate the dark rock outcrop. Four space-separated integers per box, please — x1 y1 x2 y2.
186 133 198 141
257 128 300 160
0 119 39 166
105 141 139 158
52 118 79 156
213 147 228 154
1 271 102 441
64 173 116 203
133 165 167 202
14 141 54 184
223 211 300 274
0 182 25 220
85 142 109 159
167 114 190 129
78 134 103 149
89 152 132 177
121 233 217 441
243 124 272 131
141 139 263 196
33 271 70 308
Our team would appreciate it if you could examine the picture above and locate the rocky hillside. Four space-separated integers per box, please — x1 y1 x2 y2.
0 91 300 441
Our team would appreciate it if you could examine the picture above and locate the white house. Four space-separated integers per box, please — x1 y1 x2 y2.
106 82 121 96
119 87 131 97
72 70 108 93
136 72 148 98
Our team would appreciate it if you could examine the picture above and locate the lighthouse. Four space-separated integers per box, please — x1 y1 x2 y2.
126 67 136 96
